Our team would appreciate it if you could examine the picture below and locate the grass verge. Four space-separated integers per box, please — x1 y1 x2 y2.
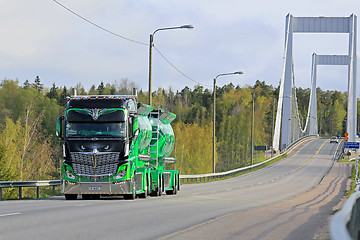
338 158 358 197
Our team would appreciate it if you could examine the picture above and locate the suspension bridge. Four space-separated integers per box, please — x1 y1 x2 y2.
273 14 357 151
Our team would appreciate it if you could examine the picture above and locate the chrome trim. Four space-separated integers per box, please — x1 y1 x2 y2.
63 180 132 195
163 157 176 164
139 154 151 161
70 151 120 182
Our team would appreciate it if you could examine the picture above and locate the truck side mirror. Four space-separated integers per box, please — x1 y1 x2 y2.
56 116 65 139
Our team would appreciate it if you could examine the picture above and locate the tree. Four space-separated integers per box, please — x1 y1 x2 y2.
88 85 97 95
33 76 43 92
23 79 31 89
74 82 87 95
97 81 105 95
47 83 58 100
58 86 68 106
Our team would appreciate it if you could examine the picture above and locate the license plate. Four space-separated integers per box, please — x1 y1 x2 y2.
89 186 101 191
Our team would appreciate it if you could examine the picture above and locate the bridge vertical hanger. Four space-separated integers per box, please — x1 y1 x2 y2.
273 14 357 151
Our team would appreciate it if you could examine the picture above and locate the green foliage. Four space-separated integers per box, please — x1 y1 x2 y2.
0 77 352 184
0 115 57 198
0 79 62 198
316 88 347 136
171 122 213 174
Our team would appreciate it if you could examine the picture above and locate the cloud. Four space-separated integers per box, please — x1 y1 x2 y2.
0 0 358 93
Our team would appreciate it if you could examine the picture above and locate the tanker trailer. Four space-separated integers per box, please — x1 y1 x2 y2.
149 109 179 196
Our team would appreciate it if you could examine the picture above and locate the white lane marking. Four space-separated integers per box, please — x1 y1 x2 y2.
76 204 93 207
0 212 21 217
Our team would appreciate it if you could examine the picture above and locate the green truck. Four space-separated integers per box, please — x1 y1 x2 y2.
56 92 179 200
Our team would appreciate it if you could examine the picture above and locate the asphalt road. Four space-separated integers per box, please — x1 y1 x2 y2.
0 138 348 240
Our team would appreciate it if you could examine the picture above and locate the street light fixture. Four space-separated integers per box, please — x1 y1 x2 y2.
213 71 243 173
251 88 274 165
148 25 195 106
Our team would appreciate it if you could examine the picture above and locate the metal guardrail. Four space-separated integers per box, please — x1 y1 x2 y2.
180 135 318 183
334 140 344 161
0 180 60 200
330 191 360 240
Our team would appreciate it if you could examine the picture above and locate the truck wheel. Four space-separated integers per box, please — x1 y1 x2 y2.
147 174 151 196
124 179 136 200
65 194 77 200
150 175 161 197
166 175 177 195
158 176 163 196
177 174 180 191
173 175 178 195
138 177 148 199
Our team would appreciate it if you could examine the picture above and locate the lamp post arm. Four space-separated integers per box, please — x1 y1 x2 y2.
215 71 243 80
153 25 194 36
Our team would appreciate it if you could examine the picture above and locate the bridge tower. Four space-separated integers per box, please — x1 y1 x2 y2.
273 14 357 151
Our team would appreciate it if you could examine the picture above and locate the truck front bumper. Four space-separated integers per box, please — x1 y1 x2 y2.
62 179 132 195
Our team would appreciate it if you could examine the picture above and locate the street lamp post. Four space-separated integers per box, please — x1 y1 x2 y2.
213 71 243 173
251 88 274 165
148 25 194 106
271 97 276 158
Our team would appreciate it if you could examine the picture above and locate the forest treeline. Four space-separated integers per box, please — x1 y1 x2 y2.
0 77 354 188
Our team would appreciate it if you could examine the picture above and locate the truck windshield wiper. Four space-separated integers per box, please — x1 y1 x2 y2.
67 134 86 138
94 134 122 138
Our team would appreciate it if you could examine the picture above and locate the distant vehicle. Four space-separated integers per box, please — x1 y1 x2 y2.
330 136 338 143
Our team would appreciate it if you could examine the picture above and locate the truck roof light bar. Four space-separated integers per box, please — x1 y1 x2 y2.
67 95 137 101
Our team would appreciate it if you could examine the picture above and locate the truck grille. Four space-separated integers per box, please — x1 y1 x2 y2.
70 152 120 181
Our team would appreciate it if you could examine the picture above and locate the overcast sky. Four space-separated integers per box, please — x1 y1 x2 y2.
0 0 358 93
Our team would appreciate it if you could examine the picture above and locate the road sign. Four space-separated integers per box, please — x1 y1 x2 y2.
254 145 268 151
344 142 359 149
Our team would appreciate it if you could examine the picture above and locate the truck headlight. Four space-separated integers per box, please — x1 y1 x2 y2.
114 170 126 180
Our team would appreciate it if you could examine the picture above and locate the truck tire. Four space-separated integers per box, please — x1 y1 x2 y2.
138 176 148 199
173 175 178 195
150 175 161 197
177 174 180 191
124 179 136 200
65 194 77 200
166 175 177 195
147 174 151 196
158 175 163 196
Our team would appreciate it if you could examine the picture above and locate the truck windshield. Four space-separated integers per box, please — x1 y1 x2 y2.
66 122 126 138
